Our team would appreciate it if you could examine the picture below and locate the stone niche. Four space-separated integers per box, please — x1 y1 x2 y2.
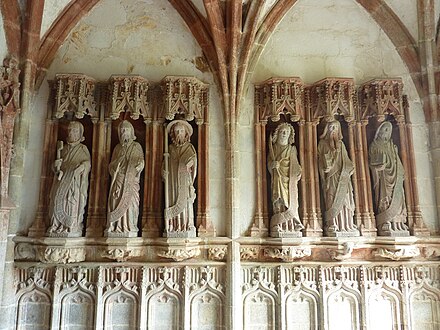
250 77 430 240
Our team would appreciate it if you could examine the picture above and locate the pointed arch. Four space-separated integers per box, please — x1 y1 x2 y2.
0 0 21 58
355 0 423 98
36 0 101 83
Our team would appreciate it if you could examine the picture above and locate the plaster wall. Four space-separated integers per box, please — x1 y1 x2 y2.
20 0 226 235
238 0 439 234
0 13 7 61
40 0 71 38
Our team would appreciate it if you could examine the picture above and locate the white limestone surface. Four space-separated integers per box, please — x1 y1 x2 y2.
22 0 226 235
40 0 71 38
252 0 438 232
0 13 7 61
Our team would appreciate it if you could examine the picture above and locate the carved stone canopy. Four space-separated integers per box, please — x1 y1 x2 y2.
109 75 151 122
160 76 208 125
255 77 305 123
309 77 355 122
358 78 404 122
54 74 97 121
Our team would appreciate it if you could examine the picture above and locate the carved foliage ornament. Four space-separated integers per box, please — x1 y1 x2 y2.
255 77 304 122
109 75 150 122
54 74 97 120
161 76 208 124
0 57 20 201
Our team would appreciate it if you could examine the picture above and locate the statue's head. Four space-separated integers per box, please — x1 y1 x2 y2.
320 120 342 140
169 120 193 145
272 123 295 146
118 120 136 145
375 121 392 142
67 121 85 144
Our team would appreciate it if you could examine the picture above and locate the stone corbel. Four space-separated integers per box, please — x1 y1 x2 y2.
109 75 150 122
54 74 97 120
373 246 420 261
263 246 311 262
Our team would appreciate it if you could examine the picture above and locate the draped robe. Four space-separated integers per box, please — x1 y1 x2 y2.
165 142 197 232
369 138 407 230
107 141 144 234
318 138 357 233
268 143 303 232
48 142 90 235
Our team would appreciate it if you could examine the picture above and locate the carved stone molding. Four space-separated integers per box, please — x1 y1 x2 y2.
109 75 150 122
0 57 20 203
309 78 355 122
157 246 201 261
255 77 304 122
160 76 208 124
208 247 227 261
37 247 86 264
101 248 141 262
327 242 355 261
15 242 37 261
240 247 260 261
54 74 97 120
374 246 421 261
263 246 311 262
187 266 225 295
358 78 404 121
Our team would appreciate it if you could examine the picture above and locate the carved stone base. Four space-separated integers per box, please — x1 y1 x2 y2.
47 231 82 238
379 229 410 237
326 229 360 237
105 230 138 238
270 230 302 238
163 227 196 238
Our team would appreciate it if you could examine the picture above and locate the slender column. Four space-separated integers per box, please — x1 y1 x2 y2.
197 120 215 236
298 120 307 223
429 121 440 230
347 121 361 228
396 119 414 228
29 118 59 237
405 121 430 235
253 121 263 224
361 122 376 226
150 121 164 235
261 122 269 226
356 121 376 236
142 122 160 237
304 121 322 236
86 120 102 237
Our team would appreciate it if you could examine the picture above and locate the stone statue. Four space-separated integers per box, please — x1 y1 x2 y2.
369 121 409 236
106 120 144 237
268 123 304 237
163 120 197 237
47 121 91 237
318 120 359 237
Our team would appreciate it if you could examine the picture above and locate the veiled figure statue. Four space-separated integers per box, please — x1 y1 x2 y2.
268 123 304 237
163 120 197 237
106 120 144 237
318 120 359 237
369 121 409 236
47 121 91 237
